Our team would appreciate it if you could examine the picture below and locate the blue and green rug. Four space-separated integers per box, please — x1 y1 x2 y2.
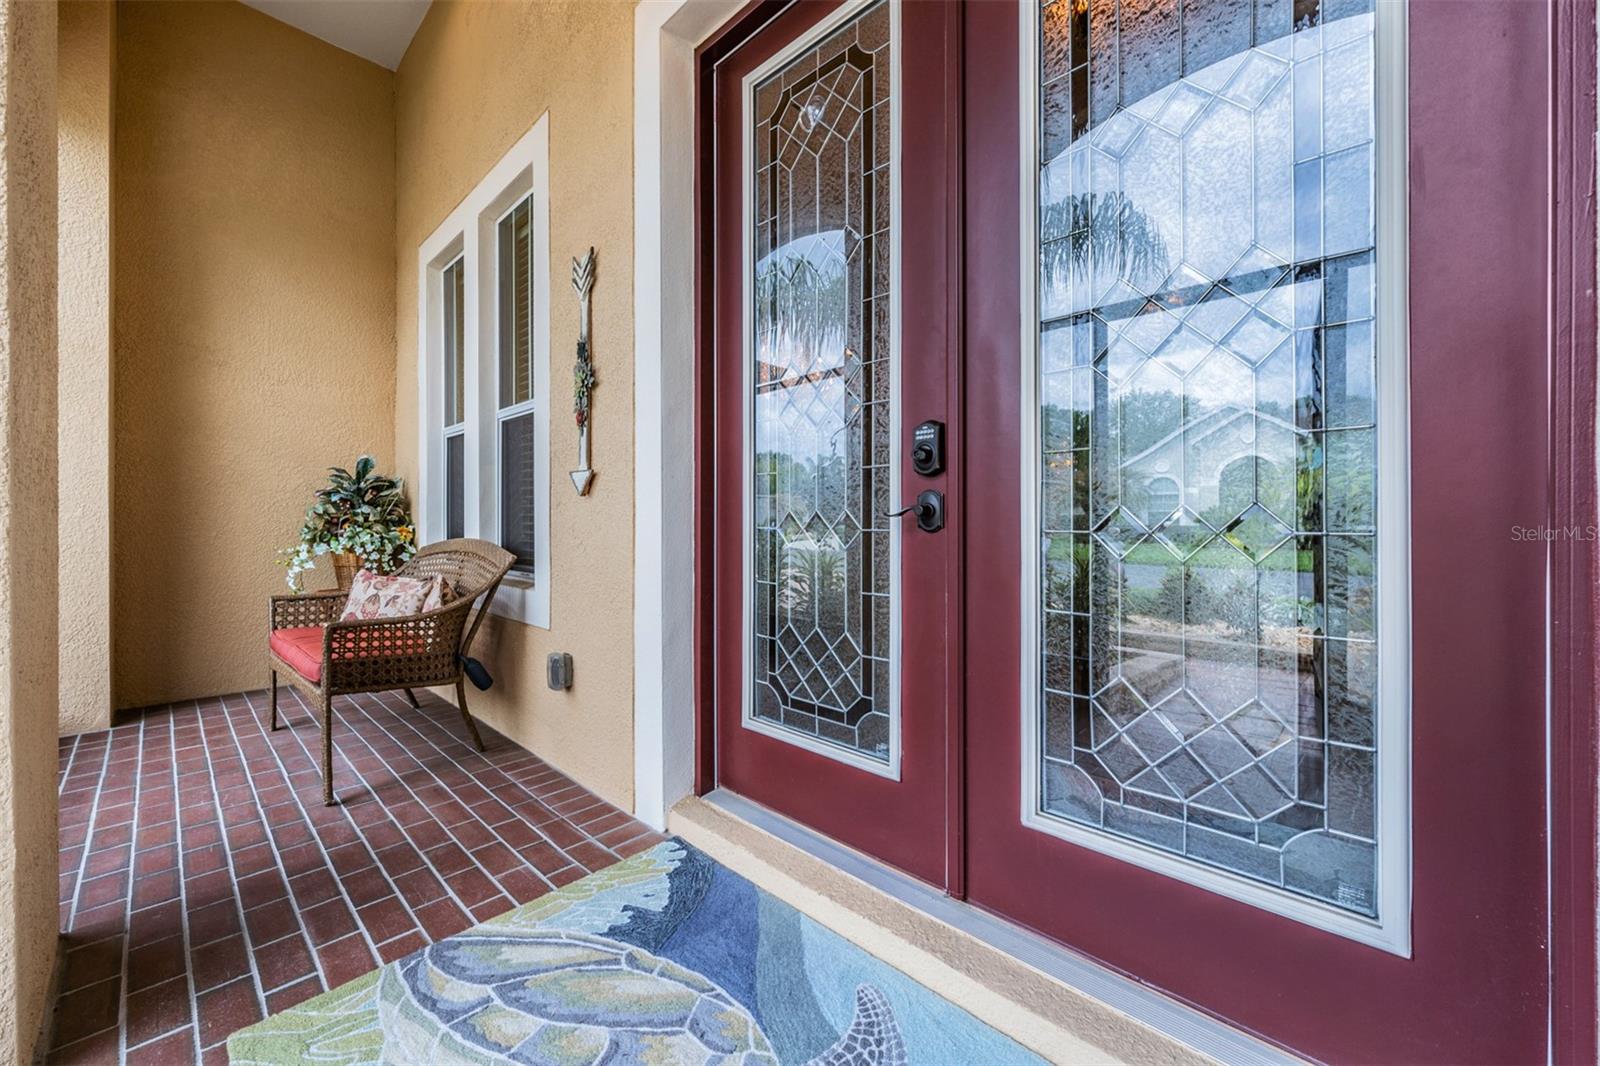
227 839 1043 1065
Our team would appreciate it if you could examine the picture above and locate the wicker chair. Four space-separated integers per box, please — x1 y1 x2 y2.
267 538 516 805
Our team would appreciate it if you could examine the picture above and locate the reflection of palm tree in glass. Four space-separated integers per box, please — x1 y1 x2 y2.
769 450 850 636
755 235 849 381
757 232 860 656
780 543 847 619
1045 191 1170 289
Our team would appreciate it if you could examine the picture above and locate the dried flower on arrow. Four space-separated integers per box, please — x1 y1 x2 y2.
573 337 596 428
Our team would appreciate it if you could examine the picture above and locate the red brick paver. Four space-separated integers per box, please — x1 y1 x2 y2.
48 689 665 1063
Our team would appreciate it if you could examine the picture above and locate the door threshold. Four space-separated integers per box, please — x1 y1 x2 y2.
675 788 1300 1066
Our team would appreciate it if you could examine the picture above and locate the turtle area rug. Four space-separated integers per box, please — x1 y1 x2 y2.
226 839 1045 1065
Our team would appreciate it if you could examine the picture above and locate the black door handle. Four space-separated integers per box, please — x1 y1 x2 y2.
884 490 944 533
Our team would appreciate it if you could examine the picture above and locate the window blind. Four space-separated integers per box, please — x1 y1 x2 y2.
497 195 537 573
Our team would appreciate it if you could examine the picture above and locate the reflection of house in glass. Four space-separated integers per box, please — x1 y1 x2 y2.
1120 406 1297 529
1035 5 1382 917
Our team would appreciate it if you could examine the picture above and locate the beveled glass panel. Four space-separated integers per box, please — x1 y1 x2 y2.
1034 0 1380 916
750 1 893 763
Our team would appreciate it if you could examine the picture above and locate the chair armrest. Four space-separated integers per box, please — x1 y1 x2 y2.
270 589 347 631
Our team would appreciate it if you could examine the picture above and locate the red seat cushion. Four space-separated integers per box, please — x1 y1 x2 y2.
270 626 326 683
270 626 433 686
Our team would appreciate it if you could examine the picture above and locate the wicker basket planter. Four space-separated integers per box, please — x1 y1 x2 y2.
331 552 363 591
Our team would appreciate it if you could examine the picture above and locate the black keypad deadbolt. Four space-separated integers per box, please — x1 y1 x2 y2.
911 420 945 477
886 421 947 532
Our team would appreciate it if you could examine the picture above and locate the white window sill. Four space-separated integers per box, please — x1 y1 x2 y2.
490 572 549 629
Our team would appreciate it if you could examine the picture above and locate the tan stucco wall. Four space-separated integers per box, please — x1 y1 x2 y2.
57 0 113 736
395 1 636 810
112 1 397 708
0 0 60 1057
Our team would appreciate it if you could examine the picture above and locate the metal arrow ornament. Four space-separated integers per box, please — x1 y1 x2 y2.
569 247 597 496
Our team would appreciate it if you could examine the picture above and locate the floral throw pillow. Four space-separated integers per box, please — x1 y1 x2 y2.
421 575 455 613
340 570 438 622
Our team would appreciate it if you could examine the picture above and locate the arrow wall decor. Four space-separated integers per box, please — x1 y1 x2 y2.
570 247 597 496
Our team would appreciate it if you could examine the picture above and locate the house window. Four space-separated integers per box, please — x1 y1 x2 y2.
496 196 537 574
442 256 466 540
418 117 551 627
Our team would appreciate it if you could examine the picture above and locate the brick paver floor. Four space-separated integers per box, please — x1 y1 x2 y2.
49 687 664 1064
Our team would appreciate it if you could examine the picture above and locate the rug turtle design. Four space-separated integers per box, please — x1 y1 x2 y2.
805 985 908 1066
377 928 779 1065
228 842 1045 1066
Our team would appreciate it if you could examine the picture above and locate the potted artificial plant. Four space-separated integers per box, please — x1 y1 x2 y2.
279 455 417 592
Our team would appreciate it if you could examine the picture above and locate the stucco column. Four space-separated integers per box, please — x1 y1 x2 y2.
0 0 60 1060
56 0 112 737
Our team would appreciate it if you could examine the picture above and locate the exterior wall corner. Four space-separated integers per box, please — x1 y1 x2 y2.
0 0 62 1056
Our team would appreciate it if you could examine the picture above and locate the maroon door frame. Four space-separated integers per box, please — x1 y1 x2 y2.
691 0 1600 1059
1549 2 1599 1061
697 0 965 889
692 0 781 812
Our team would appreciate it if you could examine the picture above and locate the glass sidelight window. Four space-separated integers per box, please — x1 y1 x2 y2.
744 0 898 772
1026 0 1406 940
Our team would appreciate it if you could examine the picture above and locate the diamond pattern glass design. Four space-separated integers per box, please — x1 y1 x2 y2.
1034 0 1380 915
750 1 894 762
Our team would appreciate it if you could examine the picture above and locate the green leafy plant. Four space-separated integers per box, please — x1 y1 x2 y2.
277 455 417 591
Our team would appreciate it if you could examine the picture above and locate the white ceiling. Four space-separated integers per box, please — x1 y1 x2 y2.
239 0 432 70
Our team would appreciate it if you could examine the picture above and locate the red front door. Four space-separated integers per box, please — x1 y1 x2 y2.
710 0 957 887
961 0 1551 1062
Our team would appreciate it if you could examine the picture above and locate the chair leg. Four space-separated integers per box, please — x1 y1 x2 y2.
270 671 279 731
403 687 421 709
456 678 486 753
322 694 336 806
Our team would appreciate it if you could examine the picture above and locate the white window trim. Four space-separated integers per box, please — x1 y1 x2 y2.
633 0 747 829
417 115 552 629
1015 1 1412 955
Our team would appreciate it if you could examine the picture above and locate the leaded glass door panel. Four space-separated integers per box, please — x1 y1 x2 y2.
712 0 957 887
1032 0 1394 933
960 0 1552 1061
